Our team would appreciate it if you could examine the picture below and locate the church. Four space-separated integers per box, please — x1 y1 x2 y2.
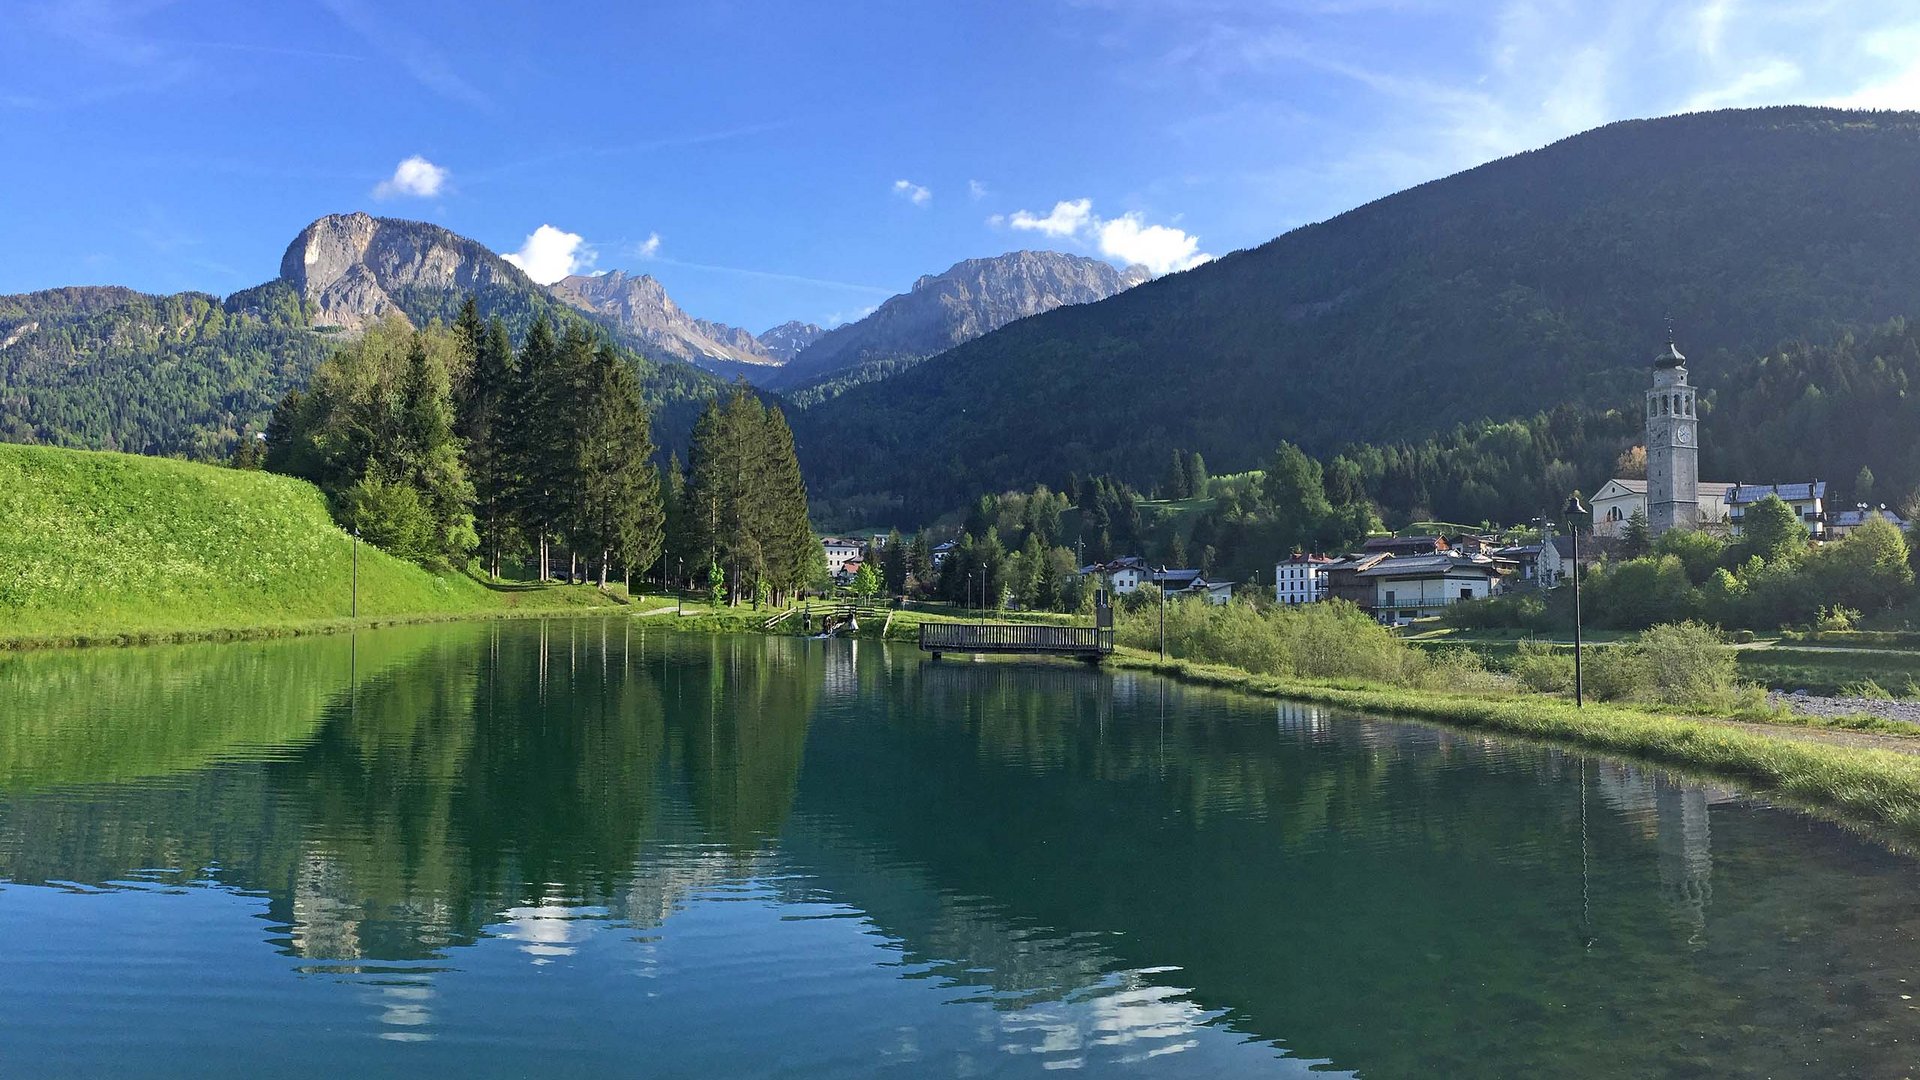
1590 336 1828 540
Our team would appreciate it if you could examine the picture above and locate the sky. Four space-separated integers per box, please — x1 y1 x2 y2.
5 0 1920 332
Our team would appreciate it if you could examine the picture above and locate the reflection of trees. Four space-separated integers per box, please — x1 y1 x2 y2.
663 633 819 855
0 627 450 793
0 621 821 965
782 659 1920 1078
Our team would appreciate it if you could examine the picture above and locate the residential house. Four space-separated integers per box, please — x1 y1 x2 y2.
1321 552 1393 607
1828 506 1910 540
1154 568 1234 605
931 540 957 567
1728 482 1828 539
822 537 863 576
1274 553 1332 605
1358 553 1506 625
1079 556 1155 594
1590 478 1736 537
1493 541 1564 588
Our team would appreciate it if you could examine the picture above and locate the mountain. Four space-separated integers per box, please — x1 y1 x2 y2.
549 269 785 376
0 213 722 457
756 320 826 363
282 212 533 331
798 107 1920 523
770 251 1150 390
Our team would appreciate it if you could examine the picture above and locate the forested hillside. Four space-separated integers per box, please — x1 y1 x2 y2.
798 107 1920 523
0 218 723 458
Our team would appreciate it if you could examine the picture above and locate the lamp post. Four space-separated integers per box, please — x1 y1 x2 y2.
676 557 684 616
1157 565 1168 660
1564 494 1587 708
351 527 360 621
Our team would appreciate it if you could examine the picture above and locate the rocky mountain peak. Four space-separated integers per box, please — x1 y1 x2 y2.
773 250 1149 387
279 212 531 331
549 270 781 372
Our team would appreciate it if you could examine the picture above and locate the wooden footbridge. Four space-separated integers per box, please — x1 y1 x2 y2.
919 619 1115 663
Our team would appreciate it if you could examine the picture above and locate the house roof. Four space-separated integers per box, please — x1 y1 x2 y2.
1832 508 1909 528
1276 553 1333 565
1731 481 1827 504
1356 553 1501 579
1324 553 1393 573
1597 478 1737 498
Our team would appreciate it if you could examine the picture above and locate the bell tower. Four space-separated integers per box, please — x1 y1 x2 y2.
1645 331 1699 536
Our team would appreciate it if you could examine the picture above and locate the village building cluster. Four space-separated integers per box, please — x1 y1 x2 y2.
820 334 1905 618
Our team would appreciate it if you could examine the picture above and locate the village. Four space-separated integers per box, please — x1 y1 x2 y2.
819 336 1911 629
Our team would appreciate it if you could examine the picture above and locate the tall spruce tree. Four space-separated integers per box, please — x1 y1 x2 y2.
459 315 518 577
683 386 816 604
504 316 563 579
570 343 665 588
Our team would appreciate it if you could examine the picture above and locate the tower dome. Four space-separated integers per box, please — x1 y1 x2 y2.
1653 340 1686 369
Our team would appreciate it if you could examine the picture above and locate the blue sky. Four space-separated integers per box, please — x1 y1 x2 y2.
5 1 1920 332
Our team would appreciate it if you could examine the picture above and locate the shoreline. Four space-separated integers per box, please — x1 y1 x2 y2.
1106 648 1920 836
19 604 1920 840
0 599 655 652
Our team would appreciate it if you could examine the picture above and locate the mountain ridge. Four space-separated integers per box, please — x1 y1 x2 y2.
795 106 1920 522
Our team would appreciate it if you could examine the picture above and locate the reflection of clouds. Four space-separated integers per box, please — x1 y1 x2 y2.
372 982 436 1042
501 903 582 964
995 970 1212 1070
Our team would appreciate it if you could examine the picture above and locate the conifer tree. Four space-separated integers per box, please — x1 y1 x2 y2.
570 343 664 588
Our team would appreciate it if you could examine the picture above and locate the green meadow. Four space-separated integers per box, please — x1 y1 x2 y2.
0 444 622 647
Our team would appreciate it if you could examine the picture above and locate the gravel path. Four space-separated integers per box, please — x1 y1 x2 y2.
1769 691 1920 726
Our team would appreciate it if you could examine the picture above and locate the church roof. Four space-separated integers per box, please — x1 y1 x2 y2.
1653 340 1687 369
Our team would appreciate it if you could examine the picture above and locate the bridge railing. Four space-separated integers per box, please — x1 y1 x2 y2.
918 622 1114 655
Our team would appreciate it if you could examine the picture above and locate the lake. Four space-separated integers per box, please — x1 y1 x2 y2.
2 619 1918 1077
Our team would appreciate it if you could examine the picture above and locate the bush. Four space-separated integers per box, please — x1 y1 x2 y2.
1440 592 1547 631
1815 605 1861 632
1117 597 1408 684
336 475 437 566
1582 645 1656 703
1841 679 1895 700
1639 621 1742 707
1407 647 1513 697
1511 639 1575 693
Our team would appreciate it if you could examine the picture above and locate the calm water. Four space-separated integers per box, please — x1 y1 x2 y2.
3 621 1919 1078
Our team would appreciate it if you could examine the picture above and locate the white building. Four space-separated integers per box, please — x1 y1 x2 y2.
1273 554 1331 605
1155 568 1233 605
822 537 863 576
1828 506 1909 540
1491 541 1564 588
1590 478 1736 538
1728 482 1828 539
1079 556 1155 594
1357 553 1504 625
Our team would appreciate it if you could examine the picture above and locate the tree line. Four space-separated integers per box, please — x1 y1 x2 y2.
261 298 815 597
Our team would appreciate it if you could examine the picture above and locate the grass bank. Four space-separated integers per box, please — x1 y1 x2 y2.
1110 649 1920 833
0 443 636 649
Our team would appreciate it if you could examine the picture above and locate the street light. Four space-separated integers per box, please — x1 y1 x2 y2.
676 557 684 616
1157 565 1168 660
1564 494 1587 708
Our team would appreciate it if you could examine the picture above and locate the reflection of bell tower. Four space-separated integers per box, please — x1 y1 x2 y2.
1646 331 1699 536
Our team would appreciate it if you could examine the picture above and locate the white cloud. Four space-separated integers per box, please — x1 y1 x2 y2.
1009 198 1094 238
1098 214 1212 274
824 304 878 327
892 179 932 206
501 224 595 285
372 155 448 199
1006 198 1210 275
969 179 990 200
636 232 662 259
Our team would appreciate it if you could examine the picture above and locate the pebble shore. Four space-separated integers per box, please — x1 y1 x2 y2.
1769 691 1920 726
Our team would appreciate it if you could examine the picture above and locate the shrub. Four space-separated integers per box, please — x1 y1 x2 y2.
1408 647 1513 697
1815 605 1861 632
1117 598 1409 684
1511 639 1575 693
1841 678 1895 700
1582 645 1656 703
1638 621 1741 707
336 475 436 566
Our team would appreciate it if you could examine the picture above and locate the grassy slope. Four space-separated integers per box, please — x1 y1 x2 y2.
0 444 620 645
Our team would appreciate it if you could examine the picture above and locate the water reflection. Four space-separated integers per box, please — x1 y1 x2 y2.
0 623 1917 1077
